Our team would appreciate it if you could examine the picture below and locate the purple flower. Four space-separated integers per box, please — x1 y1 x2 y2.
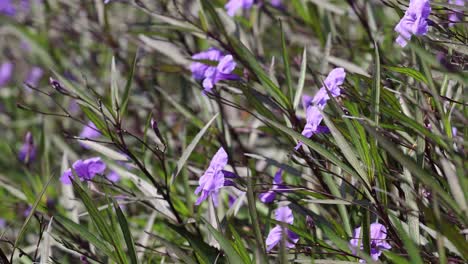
18 132 36 164
349 223 392 262
106 171 121 182
311 68 346 108
79 121 101 148
24 66 43 91
0 218 6 229
195 147 231 206
60 157 107 184
0 61 14 87
296 68 346 150
0 0 16 16
302 94 313 110
225 0 255 16
448 0 464 27
270 0 282 7
23 205 32 217
265 206 299 252
191 48 223 80
25 66 43 86
191 48 238 93
259 169 287 203
452 126 457 137
394 0 431 47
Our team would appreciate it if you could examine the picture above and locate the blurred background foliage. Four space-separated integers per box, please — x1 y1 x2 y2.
0 0 466 263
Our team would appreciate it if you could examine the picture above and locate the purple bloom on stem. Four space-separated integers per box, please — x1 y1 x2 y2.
19 132 36 164
394 0 431 47
265 206 299 252
0 218 6 229
191 48 223 80
195 147 230 207
295 68 346 150
25 66 43 90
349 223 392 262
191 48 238 93
0 61 14 87
60 157 106 184
202 55 237 92
225 0 254 16
79 121 101 148
448 0 464 27
259 169 287 203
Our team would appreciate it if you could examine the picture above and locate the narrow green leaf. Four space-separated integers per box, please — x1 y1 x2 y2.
293 47 307 110
154 86 204 129
72 181 128 264
202 219 243 263
120 49 138 118
280 20 294 103
364 124 462 219
390 215 424 264
171 113 218 184
113 200 138 264
167 223 218 264
154 235 198 264
383 65 428 84
229 225 252 264
110 56 119 114
13 173 55 254
56 215 115 258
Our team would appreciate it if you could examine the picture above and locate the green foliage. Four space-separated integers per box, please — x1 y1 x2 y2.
0 0 466 263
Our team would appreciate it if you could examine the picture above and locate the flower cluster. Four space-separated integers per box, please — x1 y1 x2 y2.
265 206 299 252
296 68 346 149
394 0 431 47
191 48 238 93
349 223 392 262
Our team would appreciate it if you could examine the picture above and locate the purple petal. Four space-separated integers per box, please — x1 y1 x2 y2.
275 206 294 224
0 62 14 87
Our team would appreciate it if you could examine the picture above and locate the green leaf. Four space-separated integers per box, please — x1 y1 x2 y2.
167 223 218 264
280 20 294 104
13 173 55 254
110 56 120 115
154 86 204 129
120 49 138 118
72 181 128 264
390 215 424 264
202 219 243 263
363 124 463 220
55 215 115 258
113 200 138 264
171 113 219 184
229 225 252 264
154 235 198 264
293 47 307 110
383 65 428 84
